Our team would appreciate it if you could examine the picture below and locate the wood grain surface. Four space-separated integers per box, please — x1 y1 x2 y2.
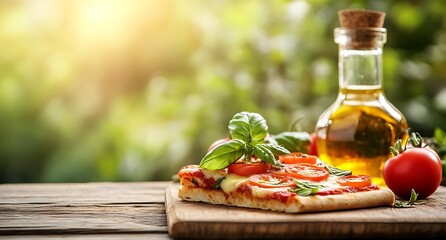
0 182 169 238
2 181 445 240
166 183 446 239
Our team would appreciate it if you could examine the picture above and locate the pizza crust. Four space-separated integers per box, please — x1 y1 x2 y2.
294 187 395 213
178 179 395 213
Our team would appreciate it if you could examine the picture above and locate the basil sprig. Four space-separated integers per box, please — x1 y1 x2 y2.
199 112 290 170
228 111 268 146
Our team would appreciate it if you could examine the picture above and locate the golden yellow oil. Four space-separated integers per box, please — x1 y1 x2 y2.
316 88 408 186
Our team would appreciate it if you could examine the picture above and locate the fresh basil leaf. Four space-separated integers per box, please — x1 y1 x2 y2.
228 112 268 146
271 131 311 153
325 164 352 177
295 179 322 189
293 188 314 197
253 144 277 165
262 143 290 156
199 139 246 170
243 145 255 161
290 179 321 196
265 135 279 145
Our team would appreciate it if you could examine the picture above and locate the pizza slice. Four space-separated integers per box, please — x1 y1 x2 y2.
177 112 395 213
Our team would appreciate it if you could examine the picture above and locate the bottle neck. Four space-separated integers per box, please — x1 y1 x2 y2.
338 47 383 90
334 27 386 92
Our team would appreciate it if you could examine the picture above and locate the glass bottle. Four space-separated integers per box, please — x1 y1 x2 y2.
315 23 408 186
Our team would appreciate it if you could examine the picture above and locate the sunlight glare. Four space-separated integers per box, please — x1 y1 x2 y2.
74 0 133 50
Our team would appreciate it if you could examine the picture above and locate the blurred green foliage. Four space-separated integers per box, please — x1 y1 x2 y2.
1 0 445 183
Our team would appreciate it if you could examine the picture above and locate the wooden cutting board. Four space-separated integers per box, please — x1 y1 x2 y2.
165 183 446 239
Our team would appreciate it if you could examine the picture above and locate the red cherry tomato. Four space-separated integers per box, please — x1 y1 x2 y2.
336 175 372 188
227 162 269 176
309 133 318 156
277 163 329 182
207 138 230 152
383 147 442 200
279 152 318 164
247 173 296 188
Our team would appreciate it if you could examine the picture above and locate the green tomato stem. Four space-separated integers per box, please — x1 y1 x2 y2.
390 146 399 156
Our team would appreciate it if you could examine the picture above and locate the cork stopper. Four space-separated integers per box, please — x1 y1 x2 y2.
336 9 386 48
338 9 385 28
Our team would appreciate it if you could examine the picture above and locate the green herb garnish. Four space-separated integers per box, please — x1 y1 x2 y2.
199 112 290 170
394 189 419 208
325 164 352 177
199 139 247 169
290 179 322 196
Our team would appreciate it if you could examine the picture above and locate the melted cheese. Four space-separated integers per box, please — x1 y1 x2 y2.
324 175 344 189
220 174 247 193
250 186 278 198
220 174 283 198
201 169 225 180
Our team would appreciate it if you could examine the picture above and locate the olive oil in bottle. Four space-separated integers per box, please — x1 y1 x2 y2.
315 10 408 185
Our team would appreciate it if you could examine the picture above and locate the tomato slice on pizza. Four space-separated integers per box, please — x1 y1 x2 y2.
277 163 330 182
279 152 318 164
247 173 296 188
227 162 269 176
336 175 372 188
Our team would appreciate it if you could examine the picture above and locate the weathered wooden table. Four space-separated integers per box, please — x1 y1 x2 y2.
1 182 445 239
0 182 169 239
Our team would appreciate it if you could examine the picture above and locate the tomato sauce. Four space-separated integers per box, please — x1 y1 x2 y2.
236 184 296 204
202 177 216 190
272 191 297 204
178 165 204 179
178 165 216 190
236 184 252 194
